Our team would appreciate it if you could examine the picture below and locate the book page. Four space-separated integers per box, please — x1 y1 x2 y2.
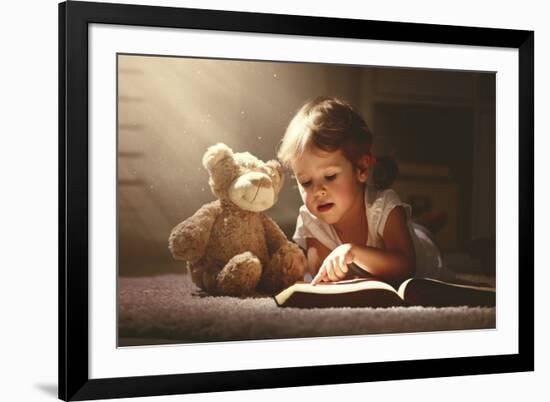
275 278 398 306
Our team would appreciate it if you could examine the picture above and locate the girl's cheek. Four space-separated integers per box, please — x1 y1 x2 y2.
298 186 307 203
303 192 315 208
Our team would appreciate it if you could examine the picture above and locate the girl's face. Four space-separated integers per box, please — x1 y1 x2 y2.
291 147 367 225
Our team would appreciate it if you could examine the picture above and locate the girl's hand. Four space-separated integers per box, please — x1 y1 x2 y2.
311 244 354 285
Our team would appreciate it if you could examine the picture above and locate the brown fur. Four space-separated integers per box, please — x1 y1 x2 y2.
169 143 306 296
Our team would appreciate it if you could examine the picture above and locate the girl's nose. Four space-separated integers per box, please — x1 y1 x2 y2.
313 183 327 197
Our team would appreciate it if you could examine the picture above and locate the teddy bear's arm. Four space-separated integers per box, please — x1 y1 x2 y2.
260 214 292 255
168 200 222 263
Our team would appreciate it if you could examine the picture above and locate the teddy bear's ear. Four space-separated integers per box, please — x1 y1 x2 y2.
266 159 285 186
202 143 233 172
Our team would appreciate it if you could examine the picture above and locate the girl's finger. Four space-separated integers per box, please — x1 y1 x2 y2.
324 261 334 282
311 265 326 285
329 262 341 280
336 255 348 277
331 257 347 279
327 260 340 282
339 255 349 274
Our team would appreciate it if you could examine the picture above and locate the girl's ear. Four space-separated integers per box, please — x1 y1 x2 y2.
355 154 370 183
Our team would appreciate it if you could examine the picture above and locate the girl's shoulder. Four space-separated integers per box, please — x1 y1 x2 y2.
366 185 402 208
298 204 326 226
366 186 411 235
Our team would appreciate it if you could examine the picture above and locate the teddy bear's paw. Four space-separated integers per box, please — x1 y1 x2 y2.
260 243 307 293
216 252 262 297
281 243 307 284
168 227 206 262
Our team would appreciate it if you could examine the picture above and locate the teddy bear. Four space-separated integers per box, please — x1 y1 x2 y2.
168 143 306 296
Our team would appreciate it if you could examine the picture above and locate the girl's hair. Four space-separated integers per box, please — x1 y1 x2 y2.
277 96 397 190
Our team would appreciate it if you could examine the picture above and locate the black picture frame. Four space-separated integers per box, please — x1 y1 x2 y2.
59 1 534 400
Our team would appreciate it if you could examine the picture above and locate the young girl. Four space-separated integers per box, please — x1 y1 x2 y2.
277 96 443 287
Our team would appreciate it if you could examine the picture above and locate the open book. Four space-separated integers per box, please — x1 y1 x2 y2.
274 277 496 308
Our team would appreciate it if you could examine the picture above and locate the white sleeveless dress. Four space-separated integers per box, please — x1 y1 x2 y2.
292 184 444 279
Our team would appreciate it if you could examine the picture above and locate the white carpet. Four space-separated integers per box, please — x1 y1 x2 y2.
118 274 495 346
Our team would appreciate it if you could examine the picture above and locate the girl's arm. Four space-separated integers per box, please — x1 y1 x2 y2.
351 206 416 282
312 207 416 285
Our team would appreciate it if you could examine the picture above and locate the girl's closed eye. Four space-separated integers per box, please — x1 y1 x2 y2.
325 174 337 181
300 180 312 188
